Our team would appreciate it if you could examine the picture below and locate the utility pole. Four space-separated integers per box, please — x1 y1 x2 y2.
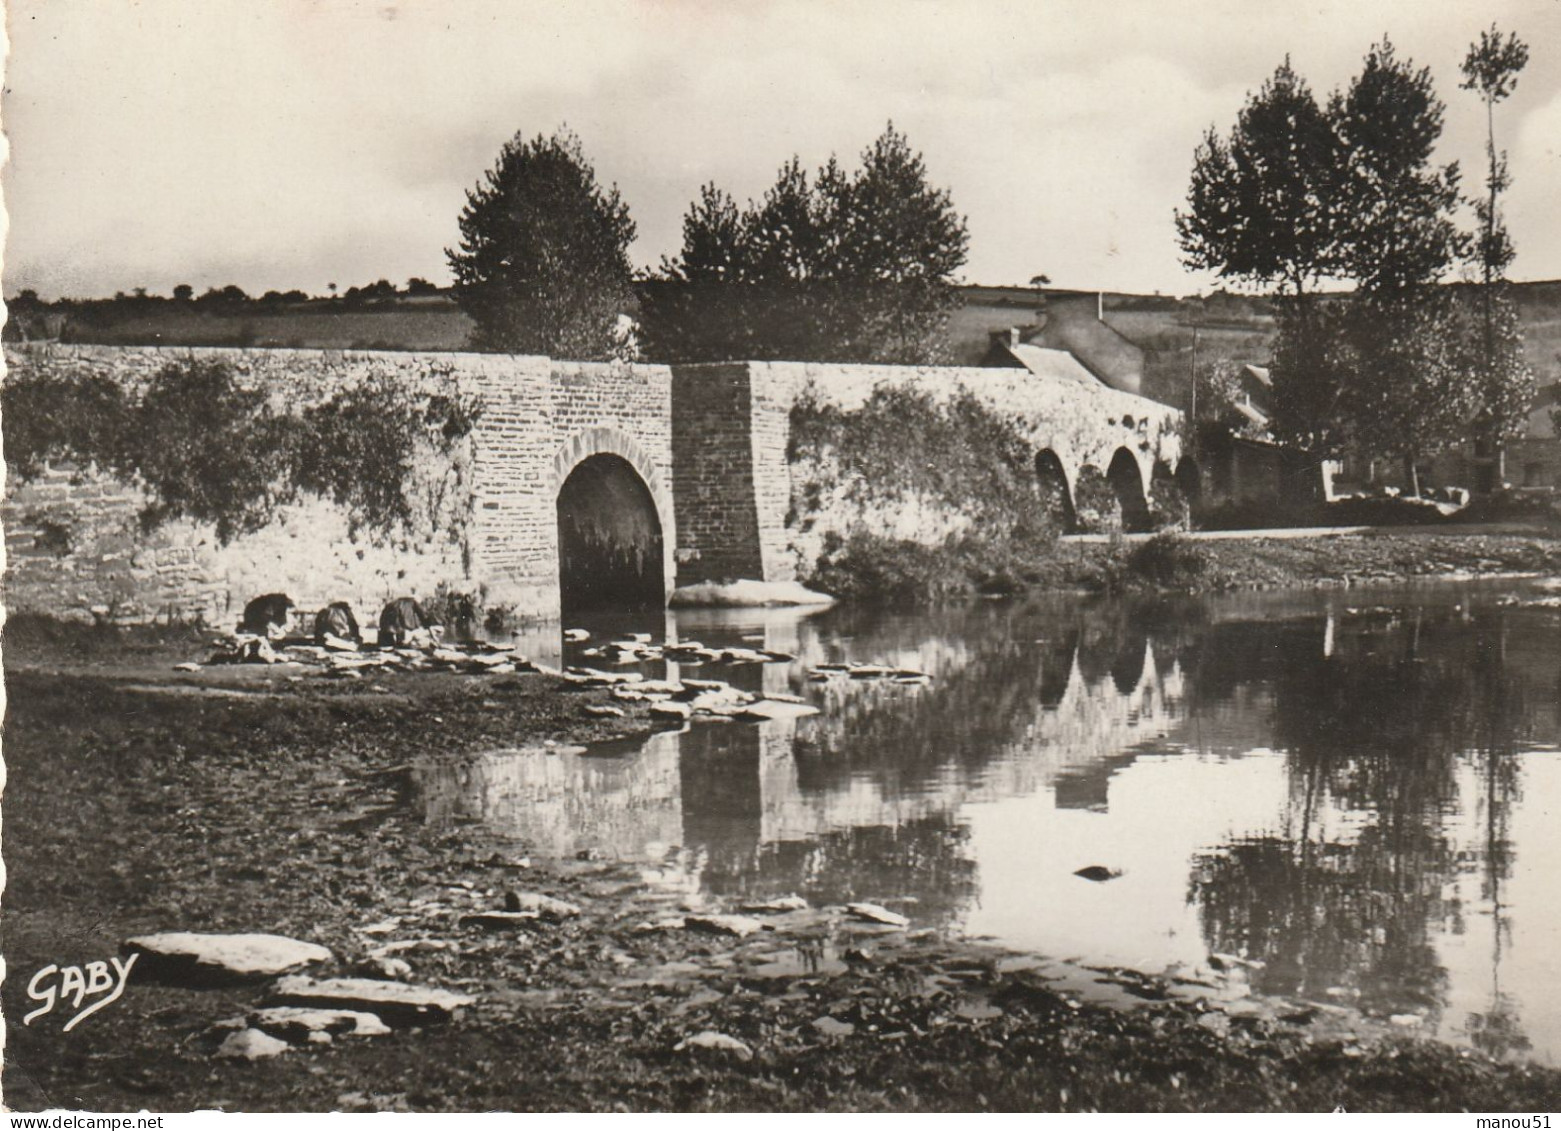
1189 318 1200 456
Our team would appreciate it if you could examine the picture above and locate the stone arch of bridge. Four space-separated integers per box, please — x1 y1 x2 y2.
1106 446 1154 533
1034 447 1078 533
552 426 676 611
1173 454 1203 506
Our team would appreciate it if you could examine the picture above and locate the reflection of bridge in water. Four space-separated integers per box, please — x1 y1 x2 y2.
416 603 1199 920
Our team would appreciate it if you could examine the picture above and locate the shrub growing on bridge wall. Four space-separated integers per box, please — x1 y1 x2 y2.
2 358 482 550
787 384 1067 601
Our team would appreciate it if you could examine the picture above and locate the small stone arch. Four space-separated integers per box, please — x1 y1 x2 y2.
1034 448 1077 533
1174 456 1203 506
1106 447 1153 533
552 426 676 612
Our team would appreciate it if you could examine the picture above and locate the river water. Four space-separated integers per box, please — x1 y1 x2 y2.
418 580 1561 1064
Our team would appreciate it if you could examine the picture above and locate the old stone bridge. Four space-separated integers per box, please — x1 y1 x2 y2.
2 345 1185 624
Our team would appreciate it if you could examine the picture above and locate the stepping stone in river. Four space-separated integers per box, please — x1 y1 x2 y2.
1073 866 1123 882
685 914 766 938
845 903 909 927
739 700 820 721
123 932 334 987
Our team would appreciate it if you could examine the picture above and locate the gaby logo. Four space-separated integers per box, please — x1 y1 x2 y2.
24 954 138 1031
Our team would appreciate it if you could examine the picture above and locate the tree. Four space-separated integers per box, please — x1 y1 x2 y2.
1176 60 1340 297
172 283 194 302
1179 38 1532 491
1462 25 1529 288
447 128 636 359
1462 25 1533 487
641 123 968 364
1330 39 1466 296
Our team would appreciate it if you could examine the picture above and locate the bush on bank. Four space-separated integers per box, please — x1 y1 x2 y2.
2 359 482 546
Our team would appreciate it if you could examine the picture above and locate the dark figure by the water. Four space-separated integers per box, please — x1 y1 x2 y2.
378 597 438 647
240 593 294 637
446 592 480 644
313 601 361 644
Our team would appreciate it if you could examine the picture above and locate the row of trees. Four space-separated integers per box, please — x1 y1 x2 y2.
446 124 970 363
9 278 445 309
1177 30 1534 490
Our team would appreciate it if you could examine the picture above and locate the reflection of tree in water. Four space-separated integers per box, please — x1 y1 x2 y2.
1466 614 1531 1059
1188 606 1533 1029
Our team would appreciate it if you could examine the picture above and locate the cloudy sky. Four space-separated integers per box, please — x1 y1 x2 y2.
4 0 1560 300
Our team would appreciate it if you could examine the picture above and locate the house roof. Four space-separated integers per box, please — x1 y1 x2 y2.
997 341 1102 387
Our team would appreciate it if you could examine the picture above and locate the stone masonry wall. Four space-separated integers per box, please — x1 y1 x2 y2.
2 345 675 625
742 361 1185 582
667 364 765 584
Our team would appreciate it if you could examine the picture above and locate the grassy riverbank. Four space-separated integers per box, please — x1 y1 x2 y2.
4 614 1561 1113
805 526 1561 602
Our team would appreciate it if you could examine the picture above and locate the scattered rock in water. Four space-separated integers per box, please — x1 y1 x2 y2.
267 976 475 1027
845 903 910 928
685 914 765 938
564 628 591 642
650 701 693 721
247 1007 392 1042
502 891 583 920
1073 866 1123 883
583 704 626 718
214 1028 291 1060
124 932 334 986
172 662 202 672
738 895 809 914
675 1031 754 1060
811 1015 855 1038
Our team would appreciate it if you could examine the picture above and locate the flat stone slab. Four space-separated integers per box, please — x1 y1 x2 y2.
740 700 820 721
124 932 334 986
670 579 835 608
685 914 765 938
845 903 910 927
267 975 475 1026
247 1006 392 1042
